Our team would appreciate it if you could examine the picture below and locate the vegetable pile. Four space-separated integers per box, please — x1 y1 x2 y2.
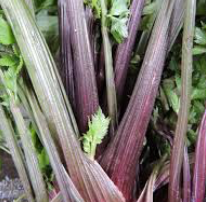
0 0 205 202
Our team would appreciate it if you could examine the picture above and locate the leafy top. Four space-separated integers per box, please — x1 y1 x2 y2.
85 0 130 43
82 107 110 160
0 16 15 45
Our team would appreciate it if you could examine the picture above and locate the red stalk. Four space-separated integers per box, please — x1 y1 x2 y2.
100 0 175 201
192 109 206 202
65 0 99 132
58 0 76 112
114 0 145 102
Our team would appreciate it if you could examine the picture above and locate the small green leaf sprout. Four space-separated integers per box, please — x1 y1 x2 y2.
82 107 110 160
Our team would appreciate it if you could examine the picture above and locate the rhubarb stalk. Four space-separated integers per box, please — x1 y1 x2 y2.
100 0 176 200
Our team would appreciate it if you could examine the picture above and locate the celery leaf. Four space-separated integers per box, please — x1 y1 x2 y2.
82 107 110 160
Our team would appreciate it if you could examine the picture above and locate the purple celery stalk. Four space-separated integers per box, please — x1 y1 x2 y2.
168 0 196 201
168 0 185 51
183 147 191 202
85 7 98 70
65 0 99 132
58 0 76 112
155 152 196 191
114 0 145 101
192 109 206 202
136 0 184 58
100 0 175 201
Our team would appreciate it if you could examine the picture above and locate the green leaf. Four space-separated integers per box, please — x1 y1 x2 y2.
84 0 101 18
34 0 57 10
140 15 155 31
193 45 206 55
143 1 157 15
110 0 129 16
192 88 206 100
92 0 101 18
82 107 110 159
0 17 15 45
0 55 19 67
194 27 206 45
111 17 128 43
38 149 50 170
163 79 180 114
0 54 23 100
167 90 180 114
108 0 129 43
197 0 206 16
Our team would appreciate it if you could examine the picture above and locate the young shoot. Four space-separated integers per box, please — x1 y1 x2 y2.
82 107 110 160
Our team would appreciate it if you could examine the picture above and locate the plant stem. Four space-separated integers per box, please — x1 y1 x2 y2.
183 147 191 202
115 0 145 101
100 0 175 200
0 68 48 202
168 0 196 201
25 0 35 17
168 0 185 51
10 98 49 202
58 0 76 113
26 88 85 202
100 0 117 134
65 0 99 133
0 105 35 202
136 0 162 57
0 1 125 201
192 109 206 202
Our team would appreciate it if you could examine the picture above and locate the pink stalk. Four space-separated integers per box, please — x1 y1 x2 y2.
114 0 145 101
192 109 206 202
100 0 176 200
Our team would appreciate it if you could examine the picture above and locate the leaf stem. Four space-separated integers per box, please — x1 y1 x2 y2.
168 0 196 201
100 0 117 134
0 105 35 202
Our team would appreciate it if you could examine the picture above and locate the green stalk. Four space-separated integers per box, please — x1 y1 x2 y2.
0 68 48 202
25 0 35 17
168 0 196 201
10 97 48 202
26 88 84 202
100 0 117 134
0 1 125 201
0 105 35 202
